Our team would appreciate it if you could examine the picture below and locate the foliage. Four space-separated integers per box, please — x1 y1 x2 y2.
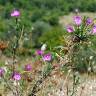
32 20 52 47
39 26 65 48
1 0 96 48
63 15 96 73
0 1 96 95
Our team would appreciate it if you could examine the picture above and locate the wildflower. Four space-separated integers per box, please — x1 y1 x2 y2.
74 16 82 25
36 50 44 55
0 68 5 77
43 53 52 61
92 25 96 34
41 44 47 51
66 25 74 33
12 72 21 81
25 64 32 71
11 10 20 17
86 18 92 25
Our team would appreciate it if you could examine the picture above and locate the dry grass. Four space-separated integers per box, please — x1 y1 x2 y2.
0 55 96 96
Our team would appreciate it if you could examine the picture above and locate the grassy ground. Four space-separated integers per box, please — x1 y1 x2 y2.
0 54 96 96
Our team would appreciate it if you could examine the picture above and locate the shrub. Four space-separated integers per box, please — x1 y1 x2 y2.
39 26 65 49
42 12 59 26
32 21 52 47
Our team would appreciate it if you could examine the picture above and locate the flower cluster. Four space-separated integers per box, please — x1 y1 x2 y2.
0 9 55 96
36 43 52 62
66 15 96 42
0 63 32 81
36 49 52 61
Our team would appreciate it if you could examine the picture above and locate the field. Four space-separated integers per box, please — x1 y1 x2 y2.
0 1 96 95
0 13 96 96
0 54 96 96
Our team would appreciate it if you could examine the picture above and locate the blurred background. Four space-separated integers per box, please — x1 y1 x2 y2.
0 0 96 50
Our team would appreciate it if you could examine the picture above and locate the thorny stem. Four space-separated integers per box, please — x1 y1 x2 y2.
12 47 16 72
66 84 69 96
2 76 17 96
12 17 19 72
15 85 22 96
65 38 78 96
71 73 76 96
28 67 54 96
11 17 24 96
3 76 22 96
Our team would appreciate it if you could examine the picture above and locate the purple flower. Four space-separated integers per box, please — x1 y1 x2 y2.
74 16 82 26
25 64 32 71
12 72 21 81
11 10 20 17
92 25 96 34
66 25 74 33
0 68 4 77
43 53 52 61
86 18 92 25
36 50 44 55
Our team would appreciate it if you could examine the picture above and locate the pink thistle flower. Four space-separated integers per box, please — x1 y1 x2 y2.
92 25 96 34
66 25 74 33
25 64 32 71
43 53 52 61
36 50 44 55
0 68 5 77
74 16 82 26
12 72 21 81
86 18 92 25
11 10 20 17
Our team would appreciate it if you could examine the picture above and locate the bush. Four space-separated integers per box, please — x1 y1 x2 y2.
39 26 65 48
42 12 59 26
31 9 45 22
32 21 52 47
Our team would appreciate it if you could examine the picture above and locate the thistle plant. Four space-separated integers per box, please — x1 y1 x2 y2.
66 15 95 42
65 15 96 65
0 9 54 96
0 8 96 96
61 15 96 95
